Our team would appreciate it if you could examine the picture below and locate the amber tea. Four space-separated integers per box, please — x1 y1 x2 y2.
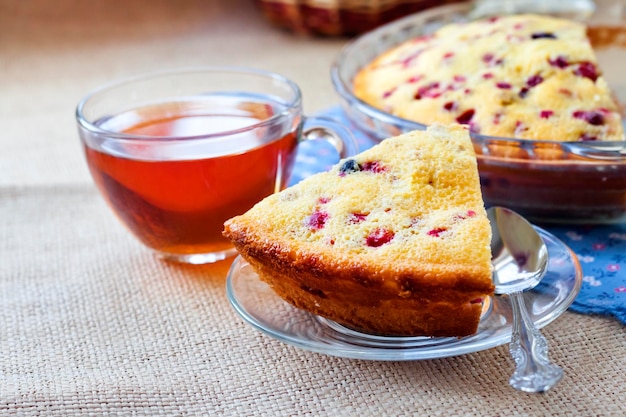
83 95 298 260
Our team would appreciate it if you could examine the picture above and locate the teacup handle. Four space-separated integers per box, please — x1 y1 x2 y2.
300 116 360 159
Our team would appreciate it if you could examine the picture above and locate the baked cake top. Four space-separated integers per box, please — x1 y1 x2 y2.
354 14 624 142
224 124 493 291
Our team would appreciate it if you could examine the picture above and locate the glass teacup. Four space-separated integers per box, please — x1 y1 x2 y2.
77 67 358 264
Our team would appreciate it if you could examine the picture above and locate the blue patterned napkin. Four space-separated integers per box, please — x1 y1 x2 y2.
291 106 626 325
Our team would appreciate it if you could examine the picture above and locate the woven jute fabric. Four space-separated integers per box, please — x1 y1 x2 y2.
1 186 625 416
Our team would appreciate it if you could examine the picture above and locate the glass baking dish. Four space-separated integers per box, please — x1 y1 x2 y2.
331 2 626 224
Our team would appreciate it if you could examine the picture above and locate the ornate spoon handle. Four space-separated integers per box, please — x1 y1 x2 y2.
508 291 564 393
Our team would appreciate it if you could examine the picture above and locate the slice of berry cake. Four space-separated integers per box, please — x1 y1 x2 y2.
223 124 494 337
354 14 624 142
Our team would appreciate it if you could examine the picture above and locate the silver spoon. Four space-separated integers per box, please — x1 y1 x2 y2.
488 206 564 393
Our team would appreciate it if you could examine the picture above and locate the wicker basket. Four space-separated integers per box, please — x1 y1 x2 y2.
254 0 468 36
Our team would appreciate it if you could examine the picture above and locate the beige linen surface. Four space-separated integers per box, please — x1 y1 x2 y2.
1 0 626 416
2 186 626 416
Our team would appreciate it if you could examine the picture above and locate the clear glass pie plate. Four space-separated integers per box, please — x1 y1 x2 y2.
226 227 582 361
330 1 626 224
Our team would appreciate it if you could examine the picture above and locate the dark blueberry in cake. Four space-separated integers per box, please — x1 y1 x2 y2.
573 110 605 126
456 109 475 125
339 159 361 176
519 87 529 98
531 32 557 39
307 211 329 230
496 82 512 89
366 228 395 247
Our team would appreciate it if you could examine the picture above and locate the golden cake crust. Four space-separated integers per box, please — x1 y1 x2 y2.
224 124 494 337
354 14 624 142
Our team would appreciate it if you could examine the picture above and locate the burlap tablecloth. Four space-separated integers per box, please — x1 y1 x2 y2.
2 186 625 416
1 1 625 415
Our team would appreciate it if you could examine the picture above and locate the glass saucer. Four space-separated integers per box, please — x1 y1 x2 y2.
226 227 582 360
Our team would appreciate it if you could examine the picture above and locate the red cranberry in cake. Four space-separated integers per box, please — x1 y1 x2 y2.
453 210 477 221
574 62 599 82
456 109 475 124
414 82 441 99
548 55 569 69
540 110 554 119
443 101 457 111
366 227 395 247
427 227 448 237
526 75 543 87
317 197 331 204
307 211 329 230
382 88 396 99
361 161 387 173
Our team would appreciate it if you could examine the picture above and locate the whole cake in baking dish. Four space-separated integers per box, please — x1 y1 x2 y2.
353 14 624 142
223 124 494 337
